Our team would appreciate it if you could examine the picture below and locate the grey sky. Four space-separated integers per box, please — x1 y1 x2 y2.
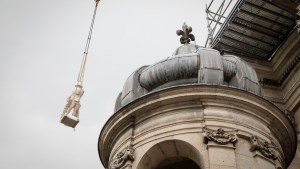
0 0 230 168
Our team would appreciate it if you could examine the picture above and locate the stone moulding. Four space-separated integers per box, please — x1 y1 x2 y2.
110 146 135 169
249 135 278 160
203 127 238 145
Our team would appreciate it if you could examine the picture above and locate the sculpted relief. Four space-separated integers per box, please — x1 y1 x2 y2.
203 128 238 145
110 146 135 169
249 135 278 160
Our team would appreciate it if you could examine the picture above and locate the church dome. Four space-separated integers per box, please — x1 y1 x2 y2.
114 25 261 112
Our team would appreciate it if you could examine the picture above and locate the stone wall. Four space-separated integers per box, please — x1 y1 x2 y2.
99 85 296 169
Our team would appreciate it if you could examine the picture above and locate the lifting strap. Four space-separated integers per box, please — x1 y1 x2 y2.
77 0 100 86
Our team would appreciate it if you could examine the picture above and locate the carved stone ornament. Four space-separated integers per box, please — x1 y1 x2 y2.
110 146 135 169
249 135 278 160
176 23 195 44
203 128 238 145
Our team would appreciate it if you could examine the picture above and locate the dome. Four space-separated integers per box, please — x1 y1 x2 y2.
114 24 261 112
114 43 261 112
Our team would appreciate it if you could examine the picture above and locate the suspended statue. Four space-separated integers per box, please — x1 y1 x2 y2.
60 0 100 128
61 84 84 127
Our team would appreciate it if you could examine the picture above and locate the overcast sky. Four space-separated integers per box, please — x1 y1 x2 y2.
0 0 234 168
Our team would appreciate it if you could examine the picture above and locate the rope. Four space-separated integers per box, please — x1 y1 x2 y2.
77 0 100 85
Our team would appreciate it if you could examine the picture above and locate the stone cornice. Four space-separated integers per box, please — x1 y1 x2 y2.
259 54 300 87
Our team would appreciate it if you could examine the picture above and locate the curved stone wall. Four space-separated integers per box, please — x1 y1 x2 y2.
98 85 296 169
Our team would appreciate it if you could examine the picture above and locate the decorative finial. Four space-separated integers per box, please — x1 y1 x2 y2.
176 23 195 44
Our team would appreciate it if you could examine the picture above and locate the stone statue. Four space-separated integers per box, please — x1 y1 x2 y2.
62 84 84 119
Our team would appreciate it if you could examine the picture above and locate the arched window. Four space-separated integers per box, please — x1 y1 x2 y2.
137 140 203 169
156 157 200 169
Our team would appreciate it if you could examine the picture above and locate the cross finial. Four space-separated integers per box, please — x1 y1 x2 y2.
176 23 195 44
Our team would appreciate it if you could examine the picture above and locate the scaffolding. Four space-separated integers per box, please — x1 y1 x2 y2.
205 0 235 48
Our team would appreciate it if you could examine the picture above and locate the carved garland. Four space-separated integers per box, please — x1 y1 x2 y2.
249 135 278 160
110 146 135 169
203 128 238 145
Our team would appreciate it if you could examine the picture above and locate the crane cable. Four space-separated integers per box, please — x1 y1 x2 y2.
77 0 100 86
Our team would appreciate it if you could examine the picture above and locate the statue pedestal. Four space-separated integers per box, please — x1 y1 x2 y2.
60 114 79 128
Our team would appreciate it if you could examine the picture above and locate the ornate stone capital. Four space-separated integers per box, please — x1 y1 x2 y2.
203 127 238 145
110 146 135 169
249 136 278 160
